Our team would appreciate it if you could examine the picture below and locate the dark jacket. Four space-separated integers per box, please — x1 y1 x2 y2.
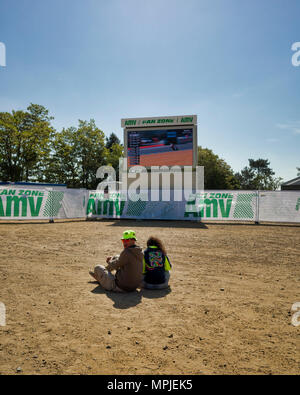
143 246 172 285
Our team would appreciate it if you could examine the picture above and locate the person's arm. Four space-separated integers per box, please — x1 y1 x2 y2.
142 257 146 274
164 256 172 271
106 250 128 272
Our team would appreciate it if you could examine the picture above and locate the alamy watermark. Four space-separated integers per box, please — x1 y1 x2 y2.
0 42 6 67
0 302 5 326
291 302 300 327
291 42 300 67
96 159 204 203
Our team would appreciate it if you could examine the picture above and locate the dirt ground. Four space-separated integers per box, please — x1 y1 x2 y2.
0 219 299 375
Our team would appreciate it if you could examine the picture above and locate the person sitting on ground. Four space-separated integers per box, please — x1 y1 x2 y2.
142 236 172 290
89 230 143 292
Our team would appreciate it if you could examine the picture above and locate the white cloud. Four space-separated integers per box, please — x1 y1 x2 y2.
276 122 300 135
232 92 244 99
266 138 279 143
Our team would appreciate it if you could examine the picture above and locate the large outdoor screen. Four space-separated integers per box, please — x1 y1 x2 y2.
127 128 194 167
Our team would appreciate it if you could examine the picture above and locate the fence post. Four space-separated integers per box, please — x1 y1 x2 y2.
49 188 54 223
255 190 259 225
0 302 5 327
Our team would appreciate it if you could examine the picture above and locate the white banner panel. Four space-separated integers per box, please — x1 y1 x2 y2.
87 190 258 221
258 191 300 223
0 187 88 220
59 189 88 219
0 186 50 220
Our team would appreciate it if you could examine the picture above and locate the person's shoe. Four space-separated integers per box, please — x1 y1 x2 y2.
89 270 97 280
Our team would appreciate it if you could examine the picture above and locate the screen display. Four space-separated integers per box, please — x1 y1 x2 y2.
127 128 193 167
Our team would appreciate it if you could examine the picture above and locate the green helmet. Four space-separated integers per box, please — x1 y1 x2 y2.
121 230 136 240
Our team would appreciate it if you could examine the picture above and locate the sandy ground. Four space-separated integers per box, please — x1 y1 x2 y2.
0 219 299 375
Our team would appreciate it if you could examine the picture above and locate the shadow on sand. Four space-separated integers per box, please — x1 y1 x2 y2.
0 219 86 226
101 218 300 229
105 219 208 229
90 281 172 309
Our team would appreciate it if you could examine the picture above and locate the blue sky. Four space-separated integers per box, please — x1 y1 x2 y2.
0 0 299 182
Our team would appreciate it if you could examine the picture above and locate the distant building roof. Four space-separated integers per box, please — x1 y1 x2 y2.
281 176 300 190
0 181 67 187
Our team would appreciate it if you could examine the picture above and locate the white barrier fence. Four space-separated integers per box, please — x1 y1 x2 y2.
87 190 300 223
0 186 88 220
258 191 300 223
0 186 299 223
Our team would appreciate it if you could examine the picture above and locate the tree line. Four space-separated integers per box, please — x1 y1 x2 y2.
0 104 122 189
0 103 291 190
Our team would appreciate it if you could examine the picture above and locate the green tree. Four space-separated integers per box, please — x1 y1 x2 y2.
106 132 121 151
297 167 300 177
76 120 107 189
44 126 80 187
0 104 54 182
198 146 240 189
46 119 108 189
0 111 17 181
235 159 282 190
106 142 124 181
